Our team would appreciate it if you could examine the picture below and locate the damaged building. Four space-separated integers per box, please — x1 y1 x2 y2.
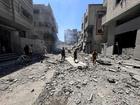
81 4 106 53
33 4 58 53
102 0 140 60
64 29 78 45
0 0 33 55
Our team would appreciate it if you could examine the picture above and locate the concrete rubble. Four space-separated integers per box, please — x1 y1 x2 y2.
0 53 140 105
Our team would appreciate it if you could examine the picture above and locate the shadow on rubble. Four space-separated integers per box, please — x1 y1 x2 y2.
0 54 45 78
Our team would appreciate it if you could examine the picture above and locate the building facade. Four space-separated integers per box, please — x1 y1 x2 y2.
33 4 58 53
82 4 106 53
0 0 33 54
64 29 78 45
102 0 140 59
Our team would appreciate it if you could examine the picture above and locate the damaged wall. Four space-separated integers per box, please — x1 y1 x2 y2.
134 29 140 60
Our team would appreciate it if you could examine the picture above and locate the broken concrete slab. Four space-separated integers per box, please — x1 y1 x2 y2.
121 61 140 68
46 60 57 64
66 56 87 68
97 59 112 66
109 69 117 72
132 75 140 81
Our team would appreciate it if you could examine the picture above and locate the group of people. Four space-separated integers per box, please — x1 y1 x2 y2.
61 47 78 62
61 47 98 65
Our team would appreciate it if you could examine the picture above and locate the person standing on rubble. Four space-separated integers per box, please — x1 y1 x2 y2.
61 47 65 61
92 50 98 64
74 49 78 62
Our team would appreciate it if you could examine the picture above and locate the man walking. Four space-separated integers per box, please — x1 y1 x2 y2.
74 49 78 62
92 50 97 64
61 47 65 61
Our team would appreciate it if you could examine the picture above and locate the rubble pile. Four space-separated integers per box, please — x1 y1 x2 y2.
0 52 140 105
34 53 140 105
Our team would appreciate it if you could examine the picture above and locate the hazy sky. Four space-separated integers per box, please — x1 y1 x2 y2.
33 0 103 41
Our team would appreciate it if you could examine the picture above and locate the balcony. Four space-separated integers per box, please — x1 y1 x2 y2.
104 0 140 24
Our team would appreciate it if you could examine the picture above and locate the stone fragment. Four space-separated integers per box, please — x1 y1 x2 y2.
7 78 14 82
109 69 117 72
132 75 140 82
87 93 93 102
28 76 34 79
31 89 35 92
82 79 88 86
0 85 9 91
69 81 75 85
76 84 81 89
92 78 98 82
65 91 70 95
96 59 112 66
75 98 81 104
137 90 140 96
107 78 116 83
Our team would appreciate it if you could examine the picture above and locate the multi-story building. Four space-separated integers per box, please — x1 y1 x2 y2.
82 4 106 53
0 0 33 54
102 0 140 59
33 4 58 53
64 29 78 45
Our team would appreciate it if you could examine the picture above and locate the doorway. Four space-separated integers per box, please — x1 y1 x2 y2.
0 27 12 54
113 30 137 55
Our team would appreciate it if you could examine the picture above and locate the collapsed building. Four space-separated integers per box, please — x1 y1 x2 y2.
81 4 106 53
33 4 58 53
64 29 78 45
102 0 140 60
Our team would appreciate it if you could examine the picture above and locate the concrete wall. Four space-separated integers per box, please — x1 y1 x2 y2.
0 0 33 30
107 22 115 46
103 0 140 25
134 29 140 60
0 0 13 22
20 38 45 54
11 31 22 54
115 17 140 35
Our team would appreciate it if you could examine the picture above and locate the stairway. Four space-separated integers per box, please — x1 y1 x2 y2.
0 53 19 63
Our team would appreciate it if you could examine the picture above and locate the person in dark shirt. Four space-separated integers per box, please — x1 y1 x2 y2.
74 49 77 62
61 47 65 61
92 50 98 64
24 45 30 56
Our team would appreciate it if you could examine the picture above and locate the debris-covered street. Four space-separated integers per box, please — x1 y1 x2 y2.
1 51 140 105
0 0 140 105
